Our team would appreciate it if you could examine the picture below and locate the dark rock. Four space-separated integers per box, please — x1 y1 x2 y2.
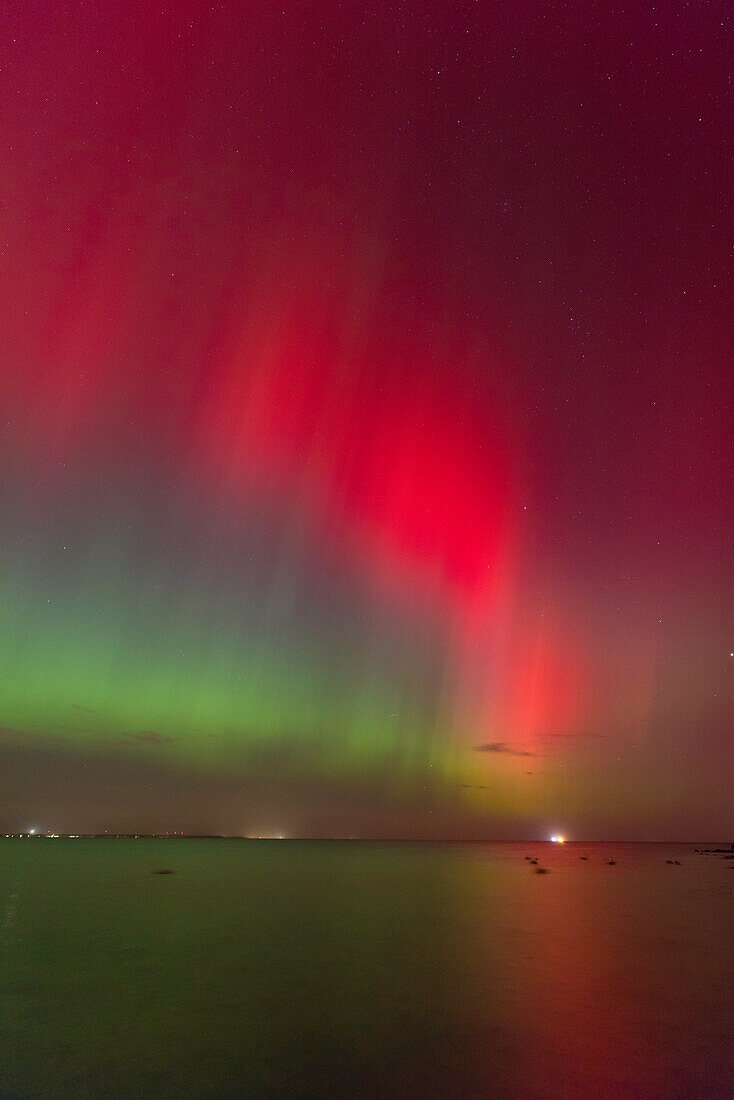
152 869 176 875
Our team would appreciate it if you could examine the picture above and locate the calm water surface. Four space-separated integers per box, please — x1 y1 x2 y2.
0 840 732 1098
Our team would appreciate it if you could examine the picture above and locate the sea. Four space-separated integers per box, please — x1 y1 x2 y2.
0 839 732 1098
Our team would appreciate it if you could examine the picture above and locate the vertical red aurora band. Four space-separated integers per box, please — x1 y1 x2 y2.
191 251 527 744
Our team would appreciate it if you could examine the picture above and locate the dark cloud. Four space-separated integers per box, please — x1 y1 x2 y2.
0 726 63 744
132 731 176 746
474 742 536 757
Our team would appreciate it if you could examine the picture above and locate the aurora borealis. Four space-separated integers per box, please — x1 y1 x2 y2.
1 1 731 838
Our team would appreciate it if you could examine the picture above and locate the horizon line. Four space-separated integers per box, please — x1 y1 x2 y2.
2 833 730 844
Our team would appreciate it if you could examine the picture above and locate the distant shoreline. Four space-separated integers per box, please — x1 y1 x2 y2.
1 834 731 845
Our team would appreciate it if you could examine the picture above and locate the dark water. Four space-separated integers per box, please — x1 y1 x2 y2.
0 840 732 1098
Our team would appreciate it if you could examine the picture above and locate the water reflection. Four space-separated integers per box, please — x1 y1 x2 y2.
453 842 734 1098
0 841 731 1097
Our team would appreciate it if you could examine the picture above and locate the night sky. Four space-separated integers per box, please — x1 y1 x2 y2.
1 1 731 839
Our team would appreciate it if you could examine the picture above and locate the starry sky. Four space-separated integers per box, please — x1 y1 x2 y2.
1 1 731 839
